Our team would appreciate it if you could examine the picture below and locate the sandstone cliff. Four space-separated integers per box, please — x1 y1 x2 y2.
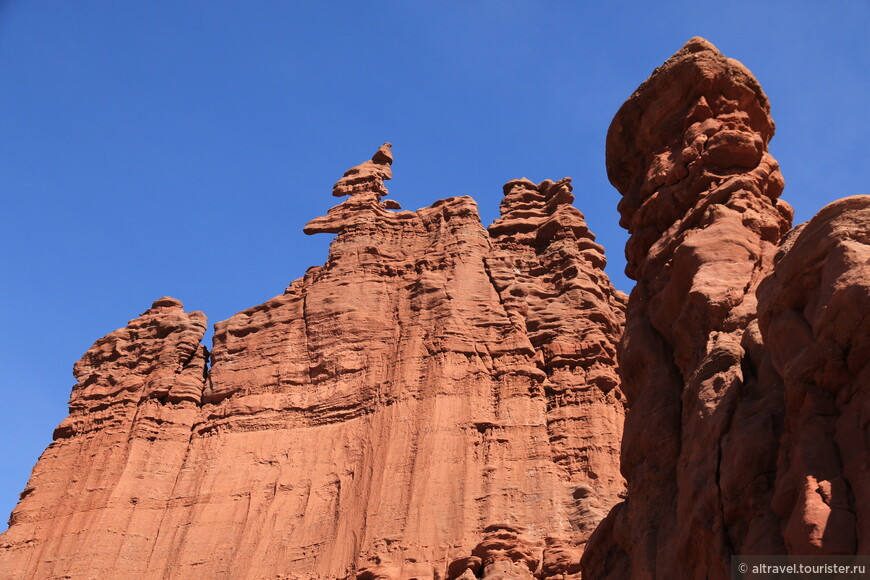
0 298 208 578
757 196 870 556
0 145 627 579
582 38 869 578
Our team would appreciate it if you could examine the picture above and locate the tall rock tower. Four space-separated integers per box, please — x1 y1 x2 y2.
583 37 870 579
0 145 627 579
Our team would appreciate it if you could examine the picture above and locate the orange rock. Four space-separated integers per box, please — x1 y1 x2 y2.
584 37 870 578
0 146 626 578
0 298 207 578
6 39 863 579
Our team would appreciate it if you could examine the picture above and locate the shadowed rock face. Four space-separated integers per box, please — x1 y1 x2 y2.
3 38 867 580
582 37 795 579
758 196 870 556
0 146 626 579
582 38 869 579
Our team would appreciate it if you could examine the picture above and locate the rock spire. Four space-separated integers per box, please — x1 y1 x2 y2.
3 38 868 580
582 37 869 579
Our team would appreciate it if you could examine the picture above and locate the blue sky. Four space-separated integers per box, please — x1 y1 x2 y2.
0 2 867 528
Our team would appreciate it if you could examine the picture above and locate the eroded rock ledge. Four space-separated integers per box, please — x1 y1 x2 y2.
3 37 867 580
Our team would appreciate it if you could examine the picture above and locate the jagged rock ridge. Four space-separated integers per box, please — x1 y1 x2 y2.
0 145 627 579
1 299 208 578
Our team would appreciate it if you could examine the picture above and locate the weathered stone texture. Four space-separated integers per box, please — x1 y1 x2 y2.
0 146 626 579
758 196 870 556
583 38 868 579
0 298 207 579
4 38 868 580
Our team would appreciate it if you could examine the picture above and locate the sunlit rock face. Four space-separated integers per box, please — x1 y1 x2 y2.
0 298 209 579
0 145 627 579
583 37 868 579
4 37 867 580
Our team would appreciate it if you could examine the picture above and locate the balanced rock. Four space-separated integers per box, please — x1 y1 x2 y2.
5 38 867 580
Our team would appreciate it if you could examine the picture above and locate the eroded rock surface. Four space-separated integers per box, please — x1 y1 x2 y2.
5 38 866 580
758 196 870 556
583 37 870 579
0 146 626 579
582 38 794 579
0 298 207 579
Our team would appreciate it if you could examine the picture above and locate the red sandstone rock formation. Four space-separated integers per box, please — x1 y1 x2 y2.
6 39 866 580
582 38 869 578
581 37 792 579
757 196 870 555
0 145 626 579
0 298 208 578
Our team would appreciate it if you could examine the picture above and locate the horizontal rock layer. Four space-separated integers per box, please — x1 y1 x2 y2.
0 299 208 578
4 38 867 580
0 146 626 579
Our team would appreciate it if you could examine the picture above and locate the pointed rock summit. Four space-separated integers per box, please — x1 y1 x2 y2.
332 142 393 198
304 143 403 235
583 37 869 579
1 142 627 578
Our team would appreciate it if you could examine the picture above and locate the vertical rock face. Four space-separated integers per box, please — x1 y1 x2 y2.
757 196 870 556
582 38 794 579
0 298 208 578
487 177 627 524
0 145 627 579
5 39 866 580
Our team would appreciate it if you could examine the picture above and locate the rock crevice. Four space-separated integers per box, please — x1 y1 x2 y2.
3 37 868 580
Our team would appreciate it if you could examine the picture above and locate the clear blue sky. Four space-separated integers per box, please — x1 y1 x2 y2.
0 2 867 529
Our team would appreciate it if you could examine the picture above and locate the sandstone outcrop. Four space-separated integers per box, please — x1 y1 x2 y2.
0 146 627 579
0 298 208 578
4 37 867 580
581 36 792 578
582 37 868 578
757 195 870 555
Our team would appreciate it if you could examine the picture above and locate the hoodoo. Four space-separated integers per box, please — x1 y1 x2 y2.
3 37 868 580
582 38 869 579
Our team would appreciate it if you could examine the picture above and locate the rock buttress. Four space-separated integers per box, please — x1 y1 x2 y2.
0 298 207 579
757 196 870 555
487 177 627 534
446 177 628 580
178 146 625 579
582 38 794 579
